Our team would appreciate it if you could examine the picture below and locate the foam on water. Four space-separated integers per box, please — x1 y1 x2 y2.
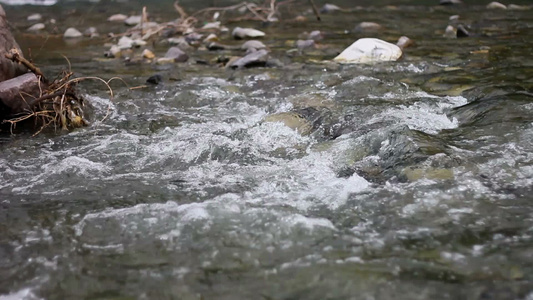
0 289 42 300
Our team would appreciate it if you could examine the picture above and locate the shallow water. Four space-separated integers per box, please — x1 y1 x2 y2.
1 0 533 299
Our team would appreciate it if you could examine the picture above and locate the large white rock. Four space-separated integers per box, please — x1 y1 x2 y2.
333 38 402 64
232 27 265 39
63 27 83 38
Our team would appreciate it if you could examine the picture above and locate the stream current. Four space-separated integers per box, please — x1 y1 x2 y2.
1 0 533 299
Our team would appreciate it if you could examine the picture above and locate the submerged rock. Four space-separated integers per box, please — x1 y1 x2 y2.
333 38 402 64
263 107 323 136
232 27 265 39
264 112 313 135
401 167 455 182
486 1 507 9
63 27 82 38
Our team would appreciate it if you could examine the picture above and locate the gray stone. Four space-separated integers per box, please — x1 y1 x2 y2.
227 49 269 69
308 30 323 41
296 39 315 50
164 47 189 63
396 36 413 49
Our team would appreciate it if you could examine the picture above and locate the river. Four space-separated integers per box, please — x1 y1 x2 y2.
1 0 532 299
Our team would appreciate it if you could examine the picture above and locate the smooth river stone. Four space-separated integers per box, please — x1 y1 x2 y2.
27 23 45 31
63 27 82 38
486 1 506 9
333 38 402 64
232 27 265 39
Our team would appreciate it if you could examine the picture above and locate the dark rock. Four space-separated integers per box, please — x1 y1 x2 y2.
439 0 462 5
146 74 163 85
456 24 470 38
207 42 227 51
227 49 269 69
164 47 189 63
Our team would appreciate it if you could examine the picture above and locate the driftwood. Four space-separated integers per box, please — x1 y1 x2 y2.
0 4 90 133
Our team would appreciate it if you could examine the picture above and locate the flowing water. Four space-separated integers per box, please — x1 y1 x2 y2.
1 0 533 299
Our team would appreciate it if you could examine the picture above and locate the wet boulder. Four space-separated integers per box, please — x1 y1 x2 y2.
333 38 402 64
